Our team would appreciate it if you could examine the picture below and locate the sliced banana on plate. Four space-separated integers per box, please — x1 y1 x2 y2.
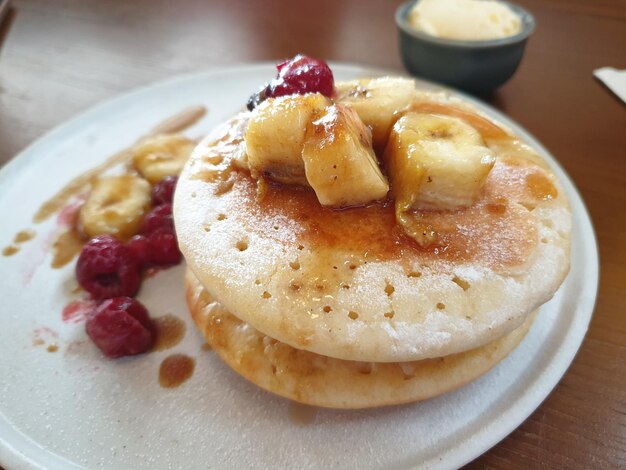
132 134 196 184
79 175 152 240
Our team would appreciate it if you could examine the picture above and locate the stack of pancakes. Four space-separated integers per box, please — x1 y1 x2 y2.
173 88 571 409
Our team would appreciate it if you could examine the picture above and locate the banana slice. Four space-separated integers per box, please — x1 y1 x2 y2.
334 77 415 148
132 134 196 184
385 112 495 211
245 93 330 185
79 175 152 240
302 104 389 207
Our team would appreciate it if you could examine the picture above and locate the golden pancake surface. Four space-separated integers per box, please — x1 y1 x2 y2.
186 269 536 409
174 91 570 363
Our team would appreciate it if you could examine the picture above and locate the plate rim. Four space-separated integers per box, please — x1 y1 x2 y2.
0 62 599 470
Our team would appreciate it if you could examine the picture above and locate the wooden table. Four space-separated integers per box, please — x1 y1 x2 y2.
0 0 624 468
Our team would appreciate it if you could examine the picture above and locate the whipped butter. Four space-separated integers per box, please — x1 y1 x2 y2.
408 0 522 41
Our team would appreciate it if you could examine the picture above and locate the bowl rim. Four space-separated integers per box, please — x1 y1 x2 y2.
395 0 536 49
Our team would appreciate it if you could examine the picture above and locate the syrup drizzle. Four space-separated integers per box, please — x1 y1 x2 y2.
159 354 195 388
33 105 207 224
152 314 186 351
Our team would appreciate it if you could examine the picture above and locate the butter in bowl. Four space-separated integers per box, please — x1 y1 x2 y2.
396 0 535 95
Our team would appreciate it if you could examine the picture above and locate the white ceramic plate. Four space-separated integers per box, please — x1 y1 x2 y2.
0 64 598 470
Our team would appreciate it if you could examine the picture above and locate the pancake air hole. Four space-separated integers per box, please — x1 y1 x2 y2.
408 271 422 278
436 302 446 310
290 282 301 291
341 283 350 289
349 263 358 270
541 238 548 244
384 311 395 319
203 225 211 232
297 244 305 251
348 311 359 320
255 279 261 285
236 240 248 251
384 282 395 296
289 261 300 270
262 291 272 299
323 306 332 313
452 276 470 291
217 213 227 221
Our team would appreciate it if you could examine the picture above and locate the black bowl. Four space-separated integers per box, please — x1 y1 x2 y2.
396 0 535 95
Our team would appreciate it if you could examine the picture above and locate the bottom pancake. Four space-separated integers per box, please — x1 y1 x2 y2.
185 269 536 409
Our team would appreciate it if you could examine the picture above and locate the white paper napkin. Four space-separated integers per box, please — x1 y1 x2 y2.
594 67 626 104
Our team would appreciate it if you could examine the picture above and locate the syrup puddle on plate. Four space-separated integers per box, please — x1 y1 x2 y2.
3 229 37 257
152 314 186 351
51 229 84 269
159 354 195 388
33 105 207 224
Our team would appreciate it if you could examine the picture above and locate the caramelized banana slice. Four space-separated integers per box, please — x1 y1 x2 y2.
302 104 389 207
335 77 415 148
79 175 152 240
132 134 196 184
386 112 495 210
245 93 330 185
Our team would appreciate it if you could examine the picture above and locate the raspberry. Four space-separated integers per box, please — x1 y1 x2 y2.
246 55 334 110
142 204 174 235
86 297 155 358
127 234 151 266
268 55 334 98
127 229 181 268
76 235 141 300
151 176 178 206
146 229 181 266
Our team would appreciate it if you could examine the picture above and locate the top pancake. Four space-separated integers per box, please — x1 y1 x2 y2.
174 89 571 362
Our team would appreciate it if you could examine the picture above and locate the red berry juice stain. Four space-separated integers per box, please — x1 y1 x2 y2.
62 299 97 324
56 196 86 228
32 327 60 348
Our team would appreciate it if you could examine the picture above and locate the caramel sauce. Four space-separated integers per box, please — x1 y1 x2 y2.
152 314 186 351
159 354 195 388
51 229 85 269
3 229 37 259
287 402 317 425
232 172 536 271
33 106 207 223
408 101 511 140
150 105 207 135
14 230 36 243
526 172 558 200
33 149 133 223
2 246 18 256
194 106 562 274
